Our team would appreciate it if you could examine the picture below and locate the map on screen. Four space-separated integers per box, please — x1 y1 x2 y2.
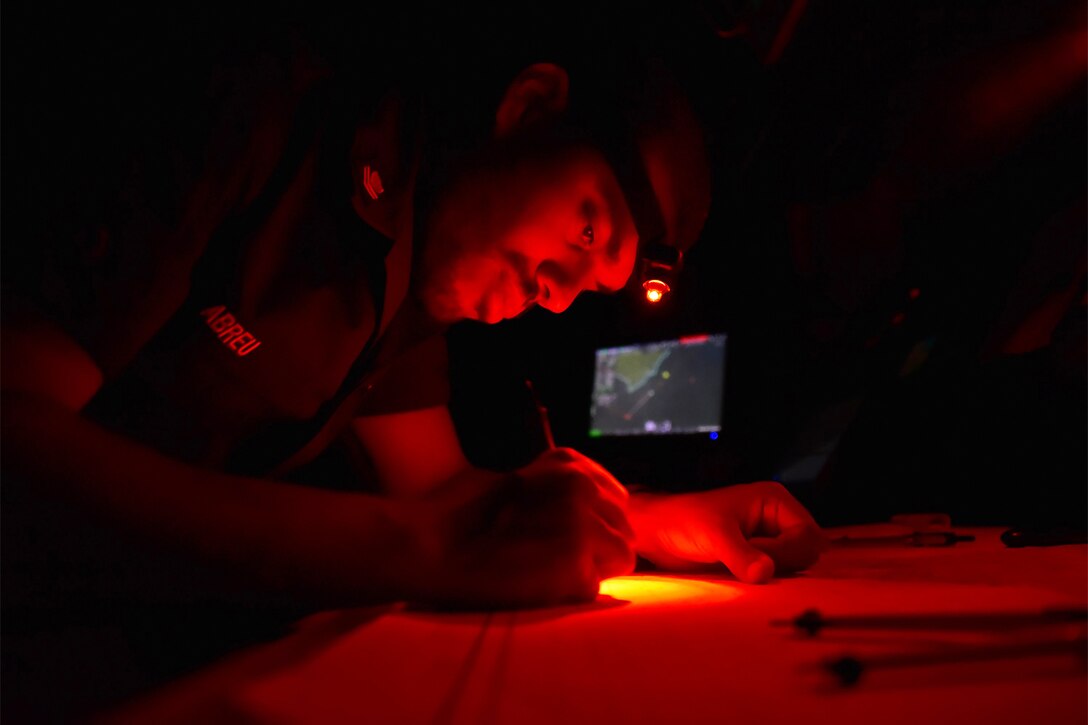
589 334 727 437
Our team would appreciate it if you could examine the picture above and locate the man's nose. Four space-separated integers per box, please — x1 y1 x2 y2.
535 262 587 314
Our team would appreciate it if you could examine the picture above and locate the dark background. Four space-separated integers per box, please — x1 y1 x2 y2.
3 1 1086 719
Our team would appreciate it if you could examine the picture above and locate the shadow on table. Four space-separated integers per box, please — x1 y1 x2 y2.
402 594 630 626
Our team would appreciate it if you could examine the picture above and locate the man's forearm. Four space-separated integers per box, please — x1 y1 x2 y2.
3 392 422 607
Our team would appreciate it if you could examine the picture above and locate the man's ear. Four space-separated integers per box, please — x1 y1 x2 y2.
494 63 570 137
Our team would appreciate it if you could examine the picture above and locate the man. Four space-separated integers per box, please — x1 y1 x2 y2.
2 9 826 616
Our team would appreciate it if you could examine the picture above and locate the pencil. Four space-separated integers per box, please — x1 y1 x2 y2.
525 379 556 450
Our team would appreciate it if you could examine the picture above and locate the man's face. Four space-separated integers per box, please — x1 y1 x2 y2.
417 138 641 324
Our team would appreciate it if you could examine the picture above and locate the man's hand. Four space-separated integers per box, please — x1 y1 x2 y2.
628 482 828 584
402 448 636 609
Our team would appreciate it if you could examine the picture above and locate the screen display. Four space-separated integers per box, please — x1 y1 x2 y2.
589 334 727 437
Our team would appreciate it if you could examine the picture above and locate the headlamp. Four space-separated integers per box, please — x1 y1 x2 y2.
639 242 682 304
596 131 683 304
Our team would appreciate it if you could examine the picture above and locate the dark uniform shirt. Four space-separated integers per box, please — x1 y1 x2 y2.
24 50 448 481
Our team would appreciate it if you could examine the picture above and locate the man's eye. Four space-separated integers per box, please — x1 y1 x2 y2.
580 224 595 247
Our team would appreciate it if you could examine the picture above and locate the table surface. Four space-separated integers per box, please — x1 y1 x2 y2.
101 526 1087 725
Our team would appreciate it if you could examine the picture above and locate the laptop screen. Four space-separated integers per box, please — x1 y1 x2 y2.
589 334 727 437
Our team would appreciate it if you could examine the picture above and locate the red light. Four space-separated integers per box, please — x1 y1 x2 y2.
643 279 670 303
599 575 743 606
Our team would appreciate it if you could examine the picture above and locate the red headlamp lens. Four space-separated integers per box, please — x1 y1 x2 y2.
642 279 670 303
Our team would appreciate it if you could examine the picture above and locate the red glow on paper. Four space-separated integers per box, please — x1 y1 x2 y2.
679 334 709 345
909 288 921 300
643 279 669 303
599 575 743 606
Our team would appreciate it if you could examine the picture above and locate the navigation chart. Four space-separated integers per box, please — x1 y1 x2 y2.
589 334 727 436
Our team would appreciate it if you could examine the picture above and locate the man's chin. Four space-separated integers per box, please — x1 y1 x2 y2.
418 288 477 325
477 301 504 325
477 291 533 324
